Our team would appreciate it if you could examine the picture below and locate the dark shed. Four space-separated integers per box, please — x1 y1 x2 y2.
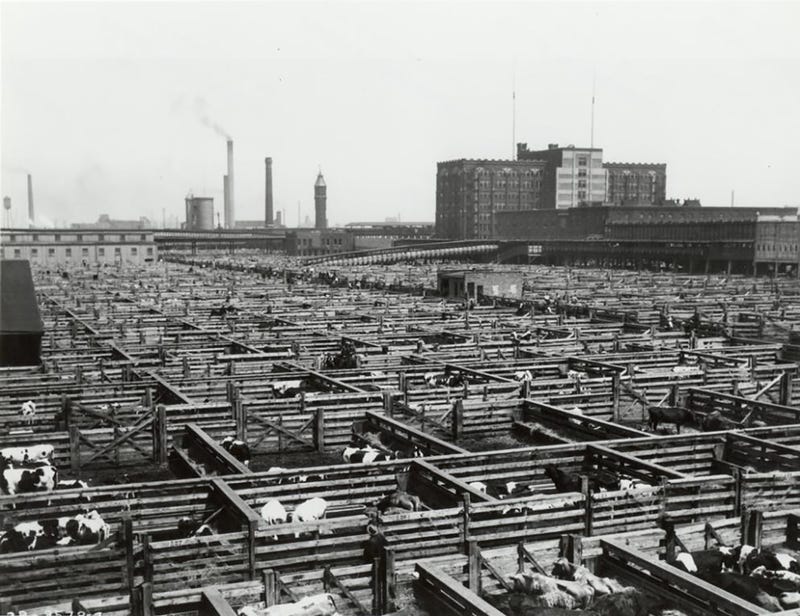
0 260 44 366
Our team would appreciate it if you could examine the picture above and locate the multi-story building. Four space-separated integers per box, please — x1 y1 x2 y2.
285 229 354 257
436 159 547 239
604 162 667 206
436 142 667 239
516 143 606 208
0 228 158 265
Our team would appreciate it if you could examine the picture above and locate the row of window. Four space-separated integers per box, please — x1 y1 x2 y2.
757 243 799 252
4 233 150 242
3 246 154 258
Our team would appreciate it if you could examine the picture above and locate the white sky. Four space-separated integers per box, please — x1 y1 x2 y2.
2 1 800 227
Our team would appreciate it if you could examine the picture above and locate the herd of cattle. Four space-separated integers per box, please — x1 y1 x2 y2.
667 543 800 611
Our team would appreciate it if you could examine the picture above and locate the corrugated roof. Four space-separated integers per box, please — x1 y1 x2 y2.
0 260 44 334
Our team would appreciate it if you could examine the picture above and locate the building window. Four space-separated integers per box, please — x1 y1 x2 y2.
578 180 587 188
98 247 105 256
141 234 147 241
54 234 61 241
14 249 21 258
578 157 587 166
8 234 15 241
66 248 72 257
32 234 38 241
31 248 38 256
578 190 587 199
48 248 55 256
146 247 153 255
578 169 587 177
114 247 121 255
82 247 89 257
131 247 138 255
119 235 126 242
98 234 104 241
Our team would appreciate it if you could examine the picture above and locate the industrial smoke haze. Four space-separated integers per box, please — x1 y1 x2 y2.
194 97 230 141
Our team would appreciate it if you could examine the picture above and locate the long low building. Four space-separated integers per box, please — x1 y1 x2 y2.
0 228 158 265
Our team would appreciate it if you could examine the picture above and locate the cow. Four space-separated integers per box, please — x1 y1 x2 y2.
260 499 288 539
1 464 58 495
669 547 737 575
1 444 55 466
513 370 533 382
237 593 338 616
58 510 111 546
468 479 536 499
0 521 57 552
647 406 695 433
376 490 421 513
21 400 36 424
221 437 251 466
270 380 305 399
702 411 740 432
701 570 782 612
288 497 329 538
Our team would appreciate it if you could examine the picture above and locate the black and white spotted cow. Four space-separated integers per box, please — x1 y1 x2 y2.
0 464 58 496
221 436 251 466
1 444 55 466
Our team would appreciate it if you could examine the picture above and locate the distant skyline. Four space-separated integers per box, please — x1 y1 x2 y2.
2 1 800 227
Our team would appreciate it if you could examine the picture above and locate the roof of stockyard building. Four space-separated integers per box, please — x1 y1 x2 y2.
0 260 43 334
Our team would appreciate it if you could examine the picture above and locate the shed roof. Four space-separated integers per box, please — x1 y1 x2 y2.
0 260 44 334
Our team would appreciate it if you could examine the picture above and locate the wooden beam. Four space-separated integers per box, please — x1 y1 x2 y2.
602 538 762 616
365 411 468 455
588 443 687 479
199 587 238 616
185 423 253 475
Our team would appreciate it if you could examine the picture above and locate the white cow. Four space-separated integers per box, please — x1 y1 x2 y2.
21 401 36 424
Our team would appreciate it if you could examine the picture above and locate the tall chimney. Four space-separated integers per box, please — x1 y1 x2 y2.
265 157 274 226
223 174 229 229
27 174 34 227
225 139 235 228
314 170 327 229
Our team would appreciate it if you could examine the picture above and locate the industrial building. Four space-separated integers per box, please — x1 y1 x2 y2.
184 196 215 231
284 229 353 257
0 259 43 366
0 228 158 265
437 268 523 300
436 142 667 240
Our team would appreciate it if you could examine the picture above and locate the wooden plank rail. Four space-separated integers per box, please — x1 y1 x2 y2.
411 459 496 504
414 562 505 616
364 411 468 455
601 538 762 616
523 399 650 440
588 443 687 481
183 423 253 475
199 587 239 616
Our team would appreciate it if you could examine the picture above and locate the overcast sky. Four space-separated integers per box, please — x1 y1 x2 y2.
2 1 799 227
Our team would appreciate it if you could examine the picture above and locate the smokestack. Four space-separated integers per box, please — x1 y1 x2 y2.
225 139 234 228
223 174 229 229
27 174 34 227
265 157 273 226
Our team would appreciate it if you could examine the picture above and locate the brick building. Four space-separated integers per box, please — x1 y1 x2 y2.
604 162 667 206
436 142 667 240
436 159 547 240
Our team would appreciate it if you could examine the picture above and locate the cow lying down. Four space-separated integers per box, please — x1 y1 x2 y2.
237 592 338 616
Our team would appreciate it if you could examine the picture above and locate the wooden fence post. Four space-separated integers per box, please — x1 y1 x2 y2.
787 514 800 550
466 539 482 594
611 372 620 422
371 558 382 615
451 400 463 441
461 493 471 549
138 582 154 616
383 391 394 419
559 534 583 565
69 425 81 474
781 370 793 406
142 534 153 584
234 394 246 442
121 515 135 596
742 509 763 549
383 547 396 614
153 405 168 467
581 476 593 535
314 408 325 453
262 569 279 606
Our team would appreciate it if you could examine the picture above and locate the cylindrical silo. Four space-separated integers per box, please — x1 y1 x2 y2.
185 197 215 231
